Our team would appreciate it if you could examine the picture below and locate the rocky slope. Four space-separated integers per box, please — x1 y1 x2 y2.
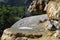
1 14 60 40
1 21 60 40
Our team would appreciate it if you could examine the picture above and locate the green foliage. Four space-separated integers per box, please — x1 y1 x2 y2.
0 5 27 30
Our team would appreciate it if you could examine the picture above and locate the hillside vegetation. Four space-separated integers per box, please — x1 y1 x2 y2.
0 5 28 36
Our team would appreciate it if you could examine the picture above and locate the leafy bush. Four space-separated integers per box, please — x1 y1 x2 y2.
0 5 28 36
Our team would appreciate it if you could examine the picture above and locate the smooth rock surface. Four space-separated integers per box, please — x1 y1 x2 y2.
11 14 48 28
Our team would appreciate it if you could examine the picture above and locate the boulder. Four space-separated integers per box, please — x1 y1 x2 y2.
1 21 60 40
1 26 45 40
44 0 60 20
1 14 48 40
11 14 48 28
27 0 50 13
44 0 60 37
2 14 60 40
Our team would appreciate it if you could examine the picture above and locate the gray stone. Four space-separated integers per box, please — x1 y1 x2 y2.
1 14 48 40
11 14 48 28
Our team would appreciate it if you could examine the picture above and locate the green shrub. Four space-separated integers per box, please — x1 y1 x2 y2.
0 5 28 31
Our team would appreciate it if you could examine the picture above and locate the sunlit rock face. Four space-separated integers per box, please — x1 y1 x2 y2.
45 0 60 37
28 0 50 13
45 0 60 20
22 0 50 18
1 14 49 40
